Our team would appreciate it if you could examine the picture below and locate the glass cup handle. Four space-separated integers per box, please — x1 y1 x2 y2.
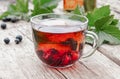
82 31 98 58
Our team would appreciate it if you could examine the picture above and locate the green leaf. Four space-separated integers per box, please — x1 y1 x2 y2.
8 4 17 13
31 0 59 16
111 19 119 25
94 14 120 45
72 6 81 15
95 15 114 31
42 0 60 7
0 0 29 20
0 11 10 19
32 0 41 16
40 0 52 6
95 15 120 40
98 31 120 46
16 0 29 13
117 21 120 29
103 25 120 40
87 5 110 26
0 4 16 19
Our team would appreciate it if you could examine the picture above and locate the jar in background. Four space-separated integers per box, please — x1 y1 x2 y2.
84 0 96 12
63 0 84 12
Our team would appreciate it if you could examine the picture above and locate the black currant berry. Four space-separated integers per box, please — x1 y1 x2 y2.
16 35 22 42
49 48 58 54
4 38 10 44
11 18 19 23
1 23 7 29
2 17 12 22
15 39 20 44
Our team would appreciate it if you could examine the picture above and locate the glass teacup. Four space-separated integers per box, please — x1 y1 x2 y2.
31 13 98 68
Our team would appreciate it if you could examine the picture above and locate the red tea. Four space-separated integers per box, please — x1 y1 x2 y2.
32 19 85 67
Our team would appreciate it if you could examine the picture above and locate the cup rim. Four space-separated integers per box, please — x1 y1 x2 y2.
30 13 88 27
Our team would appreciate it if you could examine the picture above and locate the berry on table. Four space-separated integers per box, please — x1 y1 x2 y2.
1 23 7 29
2 17 7 22
2 17 8 22
15 39 20 44
11 18 18 23
6 17 11 21
2 17 11 22
16 35 22 42
4 38 10 44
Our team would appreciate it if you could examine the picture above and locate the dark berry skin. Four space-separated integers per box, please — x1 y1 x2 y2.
71 40 77 50
37 50 44 56
15 39 20 44
2 17 11 22
1 23 7 29
2 18 7 22
49 48 58 54
6 17 11 21
61 38 77 50
2 17 10 22
16 35 22 42
11 18 18 23
4 38 10 44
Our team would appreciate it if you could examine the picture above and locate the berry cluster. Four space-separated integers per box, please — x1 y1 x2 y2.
1 17 22 45
37 49 79 67
1 23 6 29
36 38 81 67
4 38 10 44
2 17 19 23
61 38 77 50
15 35 23 44
4 35 23 44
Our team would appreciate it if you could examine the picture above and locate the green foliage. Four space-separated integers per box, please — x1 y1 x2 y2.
95 15 120 45
72 6 82 15
0 0 29 19
31 0 59 16
87 5 110 26
0 0 59 20
73 5 120 45
86 6 120 45
0 1 120 46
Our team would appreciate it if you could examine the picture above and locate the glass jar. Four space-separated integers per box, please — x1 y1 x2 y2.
84 0 96 12
63 0 84 12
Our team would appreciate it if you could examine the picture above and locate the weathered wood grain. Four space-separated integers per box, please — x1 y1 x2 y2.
0 21 96 79
98 45 120 66
0 1 9 15
0 46 27 79
0 0 120 79
81 45 120 79
4 19 120 79
0 28 66 79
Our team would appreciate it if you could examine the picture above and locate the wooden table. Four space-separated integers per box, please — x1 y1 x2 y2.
0 0 120 79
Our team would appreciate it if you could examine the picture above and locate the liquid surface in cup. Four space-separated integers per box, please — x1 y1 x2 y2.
32 18 85 67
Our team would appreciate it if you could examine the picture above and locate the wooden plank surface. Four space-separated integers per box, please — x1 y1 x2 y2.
1 24 120 79
0 27 66 79
82 46 120 79
98 45 120 66
15 23 120 79
0 1 9 14
0 0 120 79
